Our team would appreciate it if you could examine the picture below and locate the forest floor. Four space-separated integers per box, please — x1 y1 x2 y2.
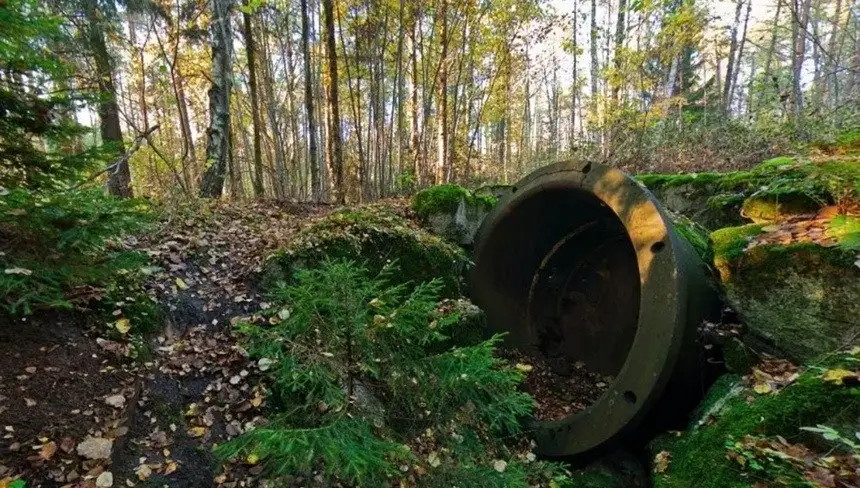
0 201 331 487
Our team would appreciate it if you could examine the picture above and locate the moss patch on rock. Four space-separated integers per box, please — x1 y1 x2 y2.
260 204 467 297
711 222 860 362
740 194 821 223
651 356 860 488
638 156 860 229
412 184 496 219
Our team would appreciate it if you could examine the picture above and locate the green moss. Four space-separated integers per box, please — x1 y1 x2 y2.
715 240 859 361
827 215 860 250
671 214 714 264
635 172 727 189
653 366 860 488
412 184 496 219
261 205 467 297
740 194 820 223
711 224 764 264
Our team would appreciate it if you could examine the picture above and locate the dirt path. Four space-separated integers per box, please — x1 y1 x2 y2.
0 201 327 487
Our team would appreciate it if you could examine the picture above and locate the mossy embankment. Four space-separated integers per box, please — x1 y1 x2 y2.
259 204 468 296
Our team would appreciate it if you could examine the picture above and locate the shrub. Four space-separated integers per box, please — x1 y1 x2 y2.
217 259 571 486
0 188 151 314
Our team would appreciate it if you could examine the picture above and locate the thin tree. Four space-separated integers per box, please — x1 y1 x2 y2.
322 0 344 203
436 0 449 184
242 2 265 197
81 0 131 197
300 0 320 201
791 0 812 129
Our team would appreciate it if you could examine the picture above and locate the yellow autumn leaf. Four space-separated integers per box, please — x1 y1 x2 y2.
115 318 131 334
822 368 858 385
175 277 189 290
753 382 772 394
188 426 206 437
246 453 260 465
163 461 178 475
653 450 671 473
515 363 533 373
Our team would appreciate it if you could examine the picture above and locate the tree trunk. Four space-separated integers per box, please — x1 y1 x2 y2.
323 0 344 203
242 6 265 197
83 0 131 197
200 0 234 198
612 0 627 103
791 0 812 128
589 0 599 144
723 0 744 112
728 0 752 111
570 3 577 149
300 0 320 201
436 0 449 184
825 0 843 106
410 7 421 187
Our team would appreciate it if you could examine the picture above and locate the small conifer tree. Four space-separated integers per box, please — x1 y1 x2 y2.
218 259 572 486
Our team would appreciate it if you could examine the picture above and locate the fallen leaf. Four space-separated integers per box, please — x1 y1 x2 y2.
822 368 858 385
163 461 178 475
653 450 671 473
175 278 189 290
753 382 772 394
114 318 131 334
187 426 206 438
24 398 36 407
492 460 507 472
427 451 441 468
39 441 57 460
135 464 152 481
514 363 533 373
4 268 32 276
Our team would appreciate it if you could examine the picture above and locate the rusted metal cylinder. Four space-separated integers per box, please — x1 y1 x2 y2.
471 161 718 457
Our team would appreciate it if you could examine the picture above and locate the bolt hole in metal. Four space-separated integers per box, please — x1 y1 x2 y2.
623 390 637 404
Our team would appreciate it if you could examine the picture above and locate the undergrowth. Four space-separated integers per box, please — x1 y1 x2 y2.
0 187 152 315
217 259 572 486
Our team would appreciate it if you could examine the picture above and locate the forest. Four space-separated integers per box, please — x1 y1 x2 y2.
1 0 859 486
3 0 860 201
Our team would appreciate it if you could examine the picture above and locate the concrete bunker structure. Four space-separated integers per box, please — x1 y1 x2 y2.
471 161 718 457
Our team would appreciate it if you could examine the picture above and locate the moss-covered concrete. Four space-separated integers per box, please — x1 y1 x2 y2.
637 155 860 229
711 223 860 362
740 194 820 223
411 184 496 219
259 204 467 297
650 356 860 488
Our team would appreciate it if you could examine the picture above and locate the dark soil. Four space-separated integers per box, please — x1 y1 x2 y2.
501 349 612 422
0 312 136 486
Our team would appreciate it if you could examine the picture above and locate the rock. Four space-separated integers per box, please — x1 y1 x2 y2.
637 156 860 230
425 198 489 247
76 436 113 460
740 194 820 223
711 224 860 362
435 298 487 348
104 394 125 409
260 205 467 297
650 359 860 488
95 471 113 487
412 184 496 246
